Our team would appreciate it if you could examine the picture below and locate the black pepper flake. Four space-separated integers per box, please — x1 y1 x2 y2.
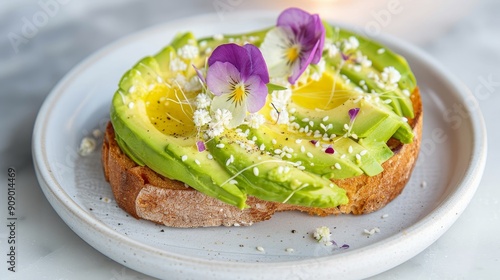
160 229 165 232
239 244 244 247
89 208 93 211
291 230 296 233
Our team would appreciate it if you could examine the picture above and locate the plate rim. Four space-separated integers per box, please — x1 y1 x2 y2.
32 11 487 279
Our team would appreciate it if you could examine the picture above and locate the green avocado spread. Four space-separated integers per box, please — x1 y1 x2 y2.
110 14 417 210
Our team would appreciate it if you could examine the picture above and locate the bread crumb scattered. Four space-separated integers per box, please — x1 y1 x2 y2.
285 247 294 253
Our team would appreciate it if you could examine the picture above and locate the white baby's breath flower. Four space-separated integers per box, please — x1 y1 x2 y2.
213 108 233 127
271 88 292 111
184 76 202 92
325 41 339 58
246 113 266 129
193 109 211 127
381 66 401 84
169 58 187 72
343 36 359 52
195 93 211 109
356 51 372 68
313 226 332 245
177 45 199 60
206 121 225 138
270 108 289 125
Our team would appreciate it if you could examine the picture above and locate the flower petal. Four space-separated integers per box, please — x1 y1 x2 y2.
288 39 321 84
192 64 206 84
244 75 268 113
277 7 311 35
211 95 246 128
307 14 325 64
261 27 295 78
206 61 241 96
207 43 249 73
243 44 270 83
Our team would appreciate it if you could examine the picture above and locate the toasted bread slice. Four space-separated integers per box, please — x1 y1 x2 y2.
102 89 422 227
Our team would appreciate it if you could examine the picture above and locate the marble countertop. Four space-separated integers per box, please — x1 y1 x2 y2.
1 0 499 279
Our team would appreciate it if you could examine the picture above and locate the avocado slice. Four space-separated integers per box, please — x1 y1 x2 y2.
206 131 348 208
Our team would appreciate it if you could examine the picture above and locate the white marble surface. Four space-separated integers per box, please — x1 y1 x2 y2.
0 0 499 279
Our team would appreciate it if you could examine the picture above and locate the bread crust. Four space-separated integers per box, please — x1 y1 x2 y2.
102 89 422 227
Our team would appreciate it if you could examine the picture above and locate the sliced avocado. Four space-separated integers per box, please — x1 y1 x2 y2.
110 24 418 211
324 26 416 119
110 40 248 209
244 124 363 179
206 131 348 208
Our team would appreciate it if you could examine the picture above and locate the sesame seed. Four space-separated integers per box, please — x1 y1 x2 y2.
253 167 260 176
302 118 310 122
360 150 368 156
307 152 314 158
216 143 225 148
383 99 392 104
285 248 294 253
382 214 389 219
377 48 386 54
128 86 136 94
300 145 306 153
340 154 346 159
309 121 314 127
402 117 408 122
298 166 306 170
295 139 303 144
322 116 329 122
207 154 213 160
256 246 265 252
348 146 353 153
277 166 284 174
356 154 361 160
181 155 188 161
334 163 342 170
284 166 291 173
194 159 201 165
421 181 427 188
274 149 282 154
128 102 134 109
229 180 238 185
272 139 277 145
259 144 266 151
344 123 350 130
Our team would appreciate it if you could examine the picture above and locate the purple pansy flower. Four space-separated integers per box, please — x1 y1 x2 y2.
260 7 325 84
206 43 269 128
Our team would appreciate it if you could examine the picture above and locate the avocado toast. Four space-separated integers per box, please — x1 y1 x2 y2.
102 8 422 227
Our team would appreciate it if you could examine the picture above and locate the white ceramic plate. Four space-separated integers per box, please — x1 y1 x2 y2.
33 12 486 279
